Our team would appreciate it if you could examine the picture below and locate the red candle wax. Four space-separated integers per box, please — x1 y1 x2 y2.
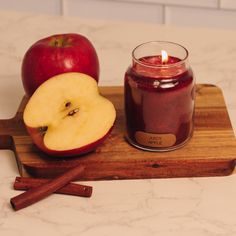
124 42 195 151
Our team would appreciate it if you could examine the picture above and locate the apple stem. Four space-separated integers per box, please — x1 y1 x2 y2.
52 38 69 47
54 40 59 47
53 39 64 47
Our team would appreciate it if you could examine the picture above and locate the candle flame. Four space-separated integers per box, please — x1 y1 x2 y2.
161 50 168 64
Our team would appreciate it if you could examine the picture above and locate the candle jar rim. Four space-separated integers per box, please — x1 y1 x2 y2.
132 41 189 69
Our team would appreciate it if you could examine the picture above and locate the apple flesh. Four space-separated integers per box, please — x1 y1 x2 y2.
22 33 99 96
23 72 116 157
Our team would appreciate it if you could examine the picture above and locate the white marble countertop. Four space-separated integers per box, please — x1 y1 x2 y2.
0 11 236 236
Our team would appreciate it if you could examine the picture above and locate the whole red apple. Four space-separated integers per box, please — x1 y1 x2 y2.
22 33 99 96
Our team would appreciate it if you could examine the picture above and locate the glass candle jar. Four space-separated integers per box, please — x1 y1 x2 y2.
124 41 195 152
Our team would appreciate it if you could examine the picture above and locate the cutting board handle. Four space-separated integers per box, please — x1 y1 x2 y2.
0 134 14 150
0 96 28 150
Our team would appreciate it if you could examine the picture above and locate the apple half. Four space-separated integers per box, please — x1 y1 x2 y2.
23 72 116 157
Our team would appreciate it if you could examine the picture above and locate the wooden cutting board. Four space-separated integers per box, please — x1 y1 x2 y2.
0 84 236 180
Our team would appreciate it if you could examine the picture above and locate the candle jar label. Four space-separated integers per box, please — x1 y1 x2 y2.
135 131 176 148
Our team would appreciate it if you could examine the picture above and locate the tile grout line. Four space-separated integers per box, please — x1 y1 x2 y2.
61 0 66 16
162 4 166 25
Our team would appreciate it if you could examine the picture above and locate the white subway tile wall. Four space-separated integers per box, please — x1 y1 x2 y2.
63 0 164 23
117 0 219 8
221 0 236 9
0 0 62 15
165 6 236 29
1 0 236 29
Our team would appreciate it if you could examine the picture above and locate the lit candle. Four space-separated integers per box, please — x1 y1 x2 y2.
124 41 195 151
161 50 168 64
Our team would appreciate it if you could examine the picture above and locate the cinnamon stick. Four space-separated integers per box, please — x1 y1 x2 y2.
10 165 85 211
13 177 92 197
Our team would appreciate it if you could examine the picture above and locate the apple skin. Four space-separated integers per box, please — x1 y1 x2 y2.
26 125 113 157
22 33 100 96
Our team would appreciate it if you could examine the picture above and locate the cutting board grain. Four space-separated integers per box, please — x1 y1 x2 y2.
0 84 236 180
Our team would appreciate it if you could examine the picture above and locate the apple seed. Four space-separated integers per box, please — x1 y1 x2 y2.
68 108 79 116
38 126 48 133
65 102 71 108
